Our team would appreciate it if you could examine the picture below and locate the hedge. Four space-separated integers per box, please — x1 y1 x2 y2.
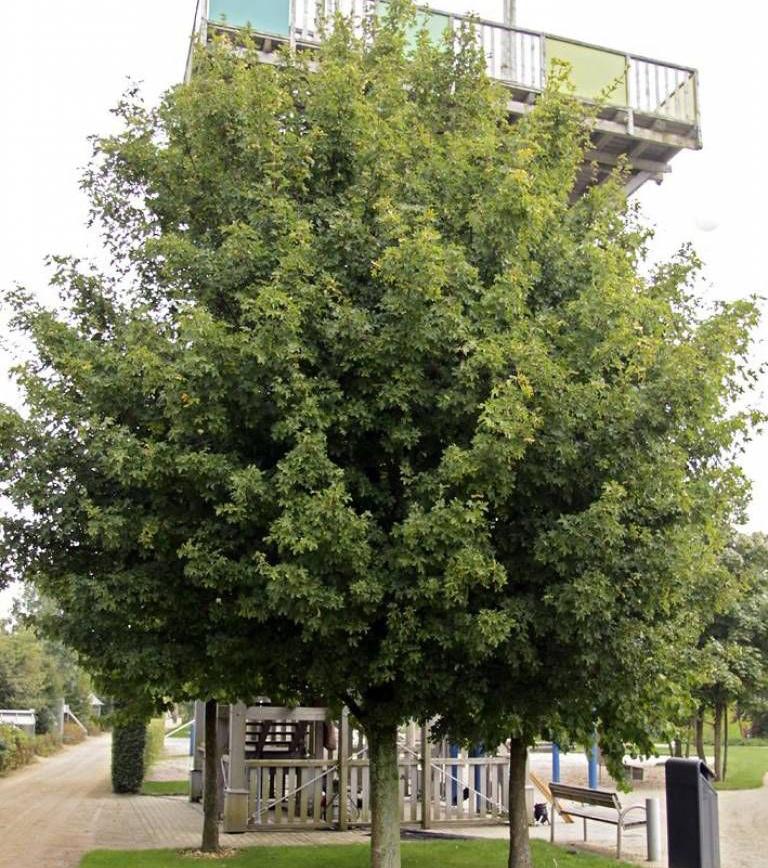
143 718 166 772
0 724 62 774
111 721 147 793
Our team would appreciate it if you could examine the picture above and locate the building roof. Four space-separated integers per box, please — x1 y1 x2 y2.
0 709 36 726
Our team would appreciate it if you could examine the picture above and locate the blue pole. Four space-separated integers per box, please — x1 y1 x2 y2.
552 743 561 783
588 736 599 789
450 743 459 805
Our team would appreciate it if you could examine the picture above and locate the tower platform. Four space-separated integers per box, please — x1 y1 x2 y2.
186 0 701 196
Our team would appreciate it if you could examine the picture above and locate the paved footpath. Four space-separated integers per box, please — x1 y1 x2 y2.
0 734 365 868
2 734 767 868
0 735 112 868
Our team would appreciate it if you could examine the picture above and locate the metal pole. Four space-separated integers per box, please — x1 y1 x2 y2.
552 743 561 783
503 0 516 26
588 737 599 790
646 797 661 862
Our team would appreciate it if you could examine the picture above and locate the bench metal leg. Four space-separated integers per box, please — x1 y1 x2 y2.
583 817 588 841
617 823 622 860
550 801 555 843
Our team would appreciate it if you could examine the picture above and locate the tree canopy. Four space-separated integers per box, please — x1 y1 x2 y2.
0 618 93 734
0 3 761 866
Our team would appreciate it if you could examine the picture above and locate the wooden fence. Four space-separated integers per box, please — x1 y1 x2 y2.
244 751 513 829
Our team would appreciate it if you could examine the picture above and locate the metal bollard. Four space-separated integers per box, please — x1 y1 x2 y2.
646 797 661 862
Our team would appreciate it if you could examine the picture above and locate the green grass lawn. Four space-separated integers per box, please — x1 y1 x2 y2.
141 780 191 796
80 840 635 868
716 745 768 790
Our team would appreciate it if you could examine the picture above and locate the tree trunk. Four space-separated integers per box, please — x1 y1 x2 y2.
722 704 729 783
507 738 533 868
368 723 401 868
201 698 220 852
713 702 723 781
672 738 683 758
695 713 706 762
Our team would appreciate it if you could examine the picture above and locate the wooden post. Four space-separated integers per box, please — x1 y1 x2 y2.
420 724 431 830
190 699 205 801
223 701 249 832
338 707 350 831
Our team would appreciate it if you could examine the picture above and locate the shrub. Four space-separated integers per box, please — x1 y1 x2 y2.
143 718 166 773
34 732 62 756
0 725 36 774
63 721 87 744
112 721 147 793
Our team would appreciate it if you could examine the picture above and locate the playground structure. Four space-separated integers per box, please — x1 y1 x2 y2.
185 0 702 198
189 702 535 833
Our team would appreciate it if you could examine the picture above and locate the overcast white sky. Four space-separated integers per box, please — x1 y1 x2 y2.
1 1 766 616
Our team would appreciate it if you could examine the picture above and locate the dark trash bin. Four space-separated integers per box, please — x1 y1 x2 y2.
666 758 720 868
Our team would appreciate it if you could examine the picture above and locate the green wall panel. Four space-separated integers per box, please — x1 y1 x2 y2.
411 9 451 45
380 2 451 50
208 0 290 37
545 38 628 107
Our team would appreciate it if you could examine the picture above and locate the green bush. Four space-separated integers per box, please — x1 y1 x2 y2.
0 725 36 774
143 718 166 773
111 722 147 793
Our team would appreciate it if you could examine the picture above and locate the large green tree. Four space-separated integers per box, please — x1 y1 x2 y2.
0 4 759 867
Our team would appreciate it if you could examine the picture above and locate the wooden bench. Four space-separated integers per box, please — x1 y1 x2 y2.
549 783 647 860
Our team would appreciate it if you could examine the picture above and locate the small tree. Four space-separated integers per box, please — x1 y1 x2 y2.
692 533 768 779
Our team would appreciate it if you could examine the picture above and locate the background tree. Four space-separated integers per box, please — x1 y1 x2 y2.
691 533 768 779
0 620 93 734
0 3 760 868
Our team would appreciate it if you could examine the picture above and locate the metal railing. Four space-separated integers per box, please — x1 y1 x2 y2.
192 0 699 126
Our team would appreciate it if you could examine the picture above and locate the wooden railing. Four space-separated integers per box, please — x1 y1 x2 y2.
192 0 699 127
243 751 512 828
246 758 339 827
